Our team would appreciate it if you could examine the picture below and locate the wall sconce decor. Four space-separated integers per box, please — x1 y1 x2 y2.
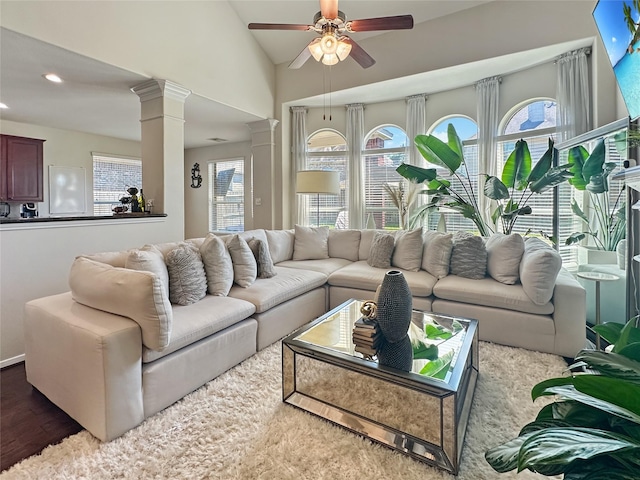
191 163 202 188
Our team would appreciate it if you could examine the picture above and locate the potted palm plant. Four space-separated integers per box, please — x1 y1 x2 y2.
564 138 626 264
485 317 640 478
396 124 571 235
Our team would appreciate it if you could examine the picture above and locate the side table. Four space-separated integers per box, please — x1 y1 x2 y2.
576 271 620 350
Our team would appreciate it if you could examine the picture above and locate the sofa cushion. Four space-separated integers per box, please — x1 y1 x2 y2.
328 229 361 261
166 244 207 306
277 257 352 276
125 248 170 299
248 238 277 279
433 275 554 315
80 250 130 267
392 228 423 272
69 256 172 351
359 229 395 260
450 231 487 279
486 233 525 285
520 237 562 305
328 260 436 298
142 296 256 363
266 229 294 263
421 231 453 279
228 266 327 313
225 234 257 287
367 232 395 268
199 233 234 296
293 225 329 260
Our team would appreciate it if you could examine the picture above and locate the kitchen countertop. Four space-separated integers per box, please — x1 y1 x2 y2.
0 213 167 224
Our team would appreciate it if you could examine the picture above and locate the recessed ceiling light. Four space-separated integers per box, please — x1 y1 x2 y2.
44 73 63 83
0 103 8 109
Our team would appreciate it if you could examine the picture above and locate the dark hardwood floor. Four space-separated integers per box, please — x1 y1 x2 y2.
1 362 83 473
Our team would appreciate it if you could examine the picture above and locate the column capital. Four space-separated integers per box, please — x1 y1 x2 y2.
247 118 279 134
131 79 192 103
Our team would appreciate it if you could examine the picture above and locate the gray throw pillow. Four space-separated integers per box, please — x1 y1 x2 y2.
199 233 234 296
166 243 207 306
248 238 277 279
449 231 487 280
367 232 395 269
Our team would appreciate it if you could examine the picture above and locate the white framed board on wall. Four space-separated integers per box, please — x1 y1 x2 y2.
49 165 86 215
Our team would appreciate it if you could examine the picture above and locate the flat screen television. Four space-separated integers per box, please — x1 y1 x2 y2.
593 0 640 121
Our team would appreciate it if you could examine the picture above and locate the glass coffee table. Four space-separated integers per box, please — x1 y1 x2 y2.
282 299 479 474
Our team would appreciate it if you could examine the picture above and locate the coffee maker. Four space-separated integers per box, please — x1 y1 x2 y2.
20 203 38 218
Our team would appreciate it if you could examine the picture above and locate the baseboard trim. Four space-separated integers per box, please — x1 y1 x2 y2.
1 354 25 369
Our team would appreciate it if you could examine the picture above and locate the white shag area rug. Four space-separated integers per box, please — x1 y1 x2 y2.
2 341 567 480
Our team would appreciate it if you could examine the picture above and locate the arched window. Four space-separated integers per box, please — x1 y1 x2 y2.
363 125 408 229
426 116 479 232
304 129 347 227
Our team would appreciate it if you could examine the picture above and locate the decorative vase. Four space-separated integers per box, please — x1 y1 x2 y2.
377 336 413 371
376 270 412 343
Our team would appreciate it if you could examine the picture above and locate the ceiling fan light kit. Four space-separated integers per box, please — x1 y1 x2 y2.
248 0 413 69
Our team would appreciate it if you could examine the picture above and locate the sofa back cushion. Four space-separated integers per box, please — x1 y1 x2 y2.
519 237 562 305
485 233 525 285
328 229 361 261
392 228 423 272
266 229 295 263
81 250 130 267
69 256 172 351
125 248 170 299
422 231 453 279
293 225 329 260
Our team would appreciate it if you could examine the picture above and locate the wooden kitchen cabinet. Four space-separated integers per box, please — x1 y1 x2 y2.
0 134 45 202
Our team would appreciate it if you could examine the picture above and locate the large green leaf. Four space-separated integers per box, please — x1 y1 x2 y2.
396 163 438 184
544 400 615 429
613 319 640 354
563 458 640 479
618 343 640 363
565 232 587 246
529 165 572 194
517 427 640 475
593 322 625 345
411 342 439 360
532 376 574 400
502 139 532 190
574 350 640 384
485 433 534 473
572 376 640 418
538 384 640 424
568 145 590 191
483 175 510 200
586 163 617 194
571 198 589 224
414 135 461 173
419 349 453 379
582 139 606 185
527 138 555 183
446 123 464 161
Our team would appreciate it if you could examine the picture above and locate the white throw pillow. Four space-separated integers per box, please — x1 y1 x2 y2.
125 248 170 299
225 234 258 287
392 228 423 272
165 244 207 306
519 237 562 305
485 233 525 285
265 229 295 263
421 231 453 279
69 256 172 351
200 233 234 296
293 225 330 260
328 229 361 261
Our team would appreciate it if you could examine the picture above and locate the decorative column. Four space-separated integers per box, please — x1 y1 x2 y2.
131 79 191 236
247 118 279 230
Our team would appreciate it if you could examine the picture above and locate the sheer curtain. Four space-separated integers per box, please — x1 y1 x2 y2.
476 76 501 233
406 94 427 224
556 48 591 142
291 106 308 226
346 104 365 228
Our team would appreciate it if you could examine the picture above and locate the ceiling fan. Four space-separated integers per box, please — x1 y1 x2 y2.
248 0 413 69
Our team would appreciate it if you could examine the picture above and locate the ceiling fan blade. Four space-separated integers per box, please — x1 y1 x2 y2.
342 37 376 69
288 42 313 69
347 15 414 32
248 23 312 31
320 0 338 20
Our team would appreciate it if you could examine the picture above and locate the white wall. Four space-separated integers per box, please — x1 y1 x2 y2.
184 141 253 239
0 120 182 364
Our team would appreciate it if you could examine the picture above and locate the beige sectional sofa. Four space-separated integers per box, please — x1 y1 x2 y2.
24 226 586 442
